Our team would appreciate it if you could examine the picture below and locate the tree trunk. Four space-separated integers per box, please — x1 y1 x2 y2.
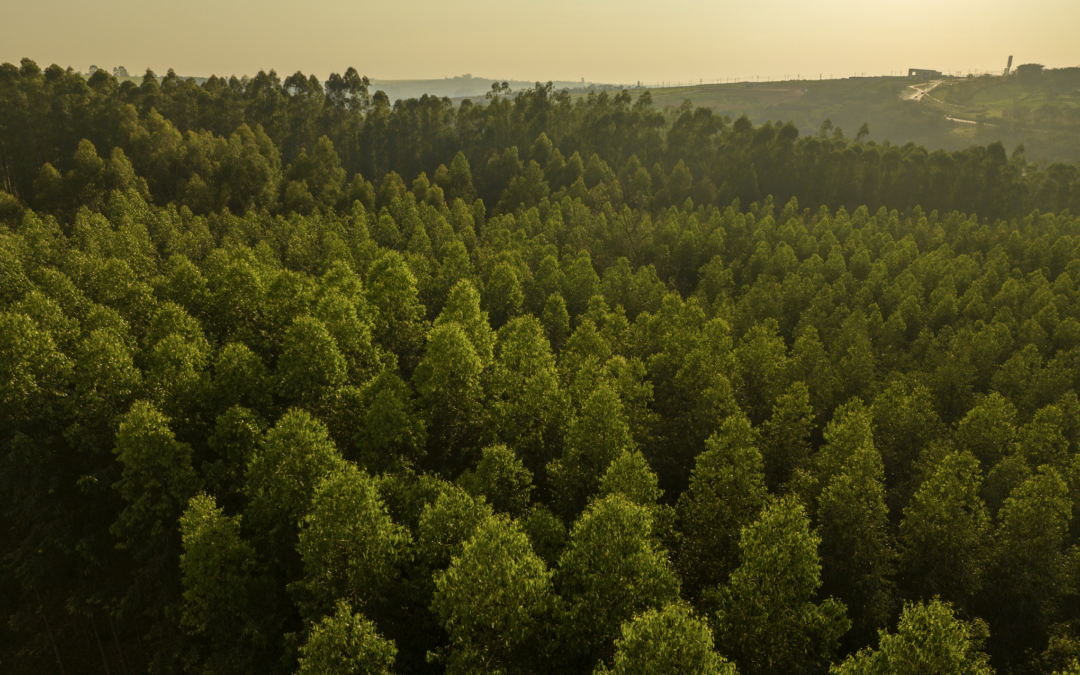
91 614 113 675
106 611 131 675
34 588 67 675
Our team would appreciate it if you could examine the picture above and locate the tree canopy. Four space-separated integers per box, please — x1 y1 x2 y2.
3 56 1080 675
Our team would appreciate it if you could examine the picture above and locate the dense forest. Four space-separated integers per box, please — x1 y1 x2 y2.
2 57 1080 675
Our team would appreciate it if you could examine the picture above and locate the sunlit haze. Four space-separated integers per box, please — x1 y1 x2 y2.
3 0 1078 83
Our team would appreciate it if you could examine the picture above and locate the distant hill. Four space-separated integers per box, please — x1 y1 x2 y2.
934 66 1080 125
632 68 1080 165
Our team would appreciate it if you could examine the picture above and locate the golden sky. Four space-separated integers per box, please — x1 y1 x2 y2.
4 0 1077 83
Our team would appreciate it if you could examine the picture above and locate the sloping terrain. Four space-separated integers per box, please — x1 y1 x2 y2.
639 71 1080 164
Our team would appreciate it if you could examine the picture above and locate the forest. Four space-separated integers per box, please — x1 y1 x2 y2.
2 57 1080 675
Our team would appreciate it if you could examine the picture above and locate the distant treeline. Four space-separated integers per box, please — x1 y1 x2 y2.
1 58 1079 226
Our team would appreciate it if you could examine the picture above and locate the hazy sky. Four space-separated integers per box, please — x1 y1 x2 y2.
4 0 1077 84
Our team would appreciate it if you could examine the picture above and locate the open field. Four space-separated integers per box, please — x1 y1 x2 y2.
642 82 811 112
644 77 913 112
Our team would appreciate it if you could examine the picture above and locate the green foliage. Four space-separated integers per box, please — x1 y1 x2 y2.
72 327 142 429
277 315 348 404
956 392 1018 470
816 434 896 645
416 483 493 570
436 279 495 366
484 261 525 327
413 321 486 467
366 250 427 370
733 319 789 425
831 599 993 675
145 332 211 421
213 342 273 413
353 370 427 471
459 444 534 517
204 405 265 503
431 515 554 674
599 449 663 507
541 292 571 350
596 603 736 675
521 504 568 569
898 451 990 608
179 493 268 674
0 311 71 427
112 400 201 544
714 495 850 675
296 600 397 675
297 462 412 614
870 380 942 504
759 381 813 491
557 495 680 670
550 383 637 518
488 316 566 477
244 408 345 536
313 281 382 383
984 466 1075 661
6 58 1080 674
676 416 769 599
798 398 876 509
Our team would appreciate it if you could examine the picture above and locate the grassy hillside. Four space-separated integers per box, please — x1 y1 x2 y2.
635 69 1080 165
642 77 898 120
935 68 1080 122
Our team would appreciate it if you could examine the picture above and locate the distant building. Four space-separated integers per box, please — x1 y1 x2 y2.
908 68 943 79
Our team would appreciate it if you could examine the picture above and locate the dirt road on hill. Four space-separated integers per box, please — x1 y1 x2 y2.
903 79 946 101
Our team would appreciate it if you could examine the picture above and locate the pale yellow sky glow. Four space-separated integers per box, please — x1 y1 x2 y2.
3 0 1077 83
